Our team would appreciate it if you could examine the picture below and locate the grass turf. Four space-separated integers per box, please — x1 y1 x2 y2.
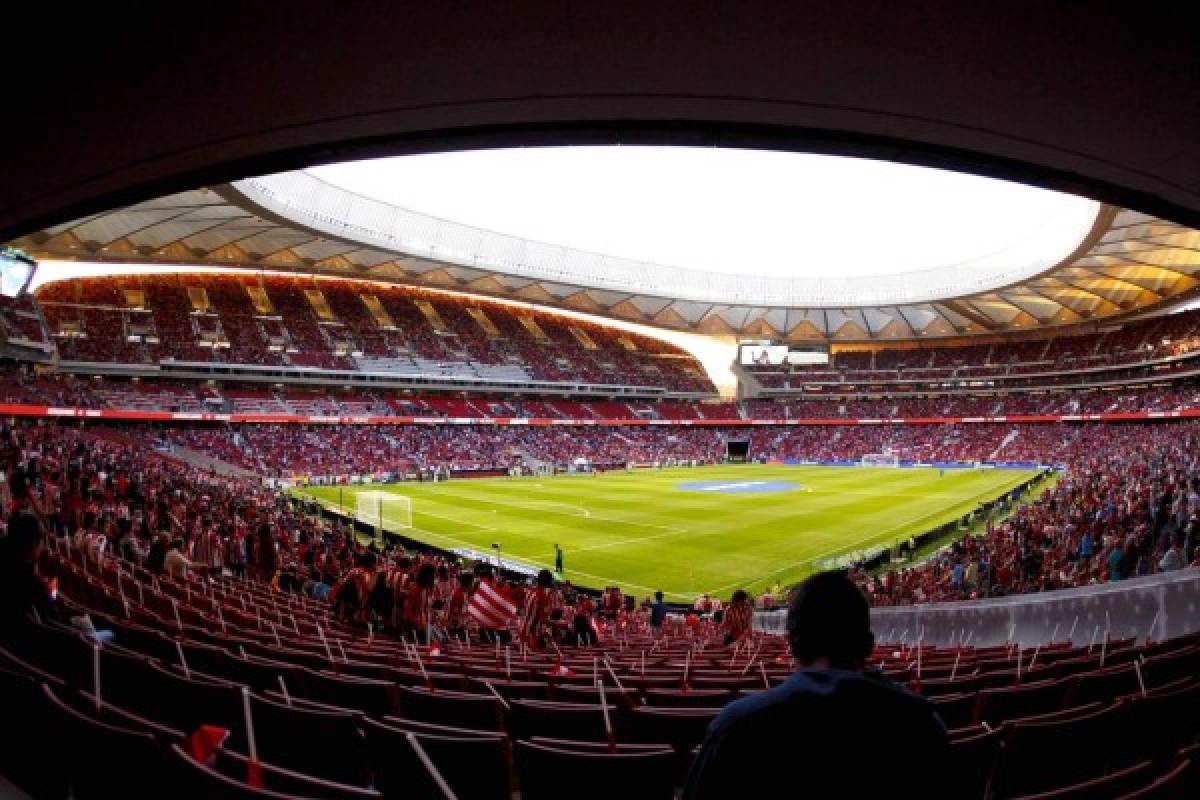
300 464 1037 603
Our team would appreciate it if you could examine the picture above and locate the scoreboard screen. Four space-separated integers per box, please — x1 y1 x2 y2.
739 344 789 365
739 341 830 366
786 349 830 365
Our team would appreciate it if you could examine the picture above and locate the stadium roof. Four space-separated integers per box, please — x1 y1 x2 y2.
304 149 1102 307
6 4 1200 340
6 4 1200 244
12 168 1200 339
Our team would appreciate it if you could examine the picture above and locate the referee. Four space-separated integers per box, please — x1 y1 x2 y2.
554 543 564 575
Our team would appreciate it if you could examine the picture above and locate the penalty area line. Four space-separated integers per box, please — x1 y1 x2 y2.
413 505 499 532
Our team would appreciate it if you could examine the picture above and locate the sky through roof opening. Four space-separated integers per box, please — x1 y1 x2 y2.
309 147 1099 281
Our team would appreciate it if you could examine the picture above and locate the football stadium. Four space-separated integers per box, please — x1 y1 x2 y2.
0 5 1198 799
306 465 1047 602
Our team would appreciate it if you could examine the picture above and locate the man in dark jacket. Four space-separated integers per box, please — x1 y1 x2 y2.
683 571 949 800
0 511 57 639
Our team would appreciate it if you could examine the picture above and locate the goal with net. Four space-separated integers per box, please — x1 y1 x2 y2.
860 452 900 468
354 491 413 535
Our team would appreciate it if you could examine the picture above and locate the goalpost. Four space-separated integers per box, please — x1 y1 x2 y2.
354 491 413 539
860 452 900 468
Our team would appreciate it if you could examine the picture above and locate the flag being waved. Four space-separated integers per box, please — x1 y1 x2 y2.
468 579 517 629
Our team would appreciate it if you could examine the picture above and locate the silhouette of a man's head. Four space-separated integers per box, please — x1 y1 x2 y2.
786 571 874 669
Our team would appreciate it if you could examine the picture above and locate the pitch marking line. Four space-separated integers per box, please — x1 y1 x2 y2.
414 506 499 532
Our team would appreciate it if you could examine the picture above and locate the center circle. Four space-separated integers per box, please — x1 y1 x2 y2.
676 480 805 494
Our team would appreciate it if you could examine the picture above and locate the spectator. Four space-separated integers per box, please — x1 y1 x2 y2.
722 589 753 645
164 539 201 579
0 512 56 638
649 590 668 633
401 562 436 642
147 533 168 574
518 569 554 649
684 572 949 800
602 585 623 620
573 592 597 646
443 571 473 640
226 529 247 578
253 522 277 582
330 551 377 625
302 568 331 602
1108 541 1124 581
1184 518 1199 565
115 517 142 563
1159 535 1184 572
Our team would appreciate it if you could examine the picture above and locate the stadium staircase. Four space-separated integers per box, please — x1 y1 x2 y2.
515 448 555 474
988 428 1022 461
731 360 762 395
30 303 50 348
161 443 260 479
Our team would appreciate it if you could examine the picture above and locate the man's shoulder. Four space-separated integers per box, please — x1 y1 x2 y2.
711 668 936 735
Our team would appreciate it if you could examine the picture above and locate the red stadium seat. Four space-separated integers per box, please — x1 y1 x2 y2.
949 727 1005 800
396 685 507 732
167 743 380 800
1007 760 1154 800
973 679 1070 726
41 682 167 800
508 698 622 743
1110 681 1200 768
1062 665 1140 708
515 740 675 800
626 706 721 782
989 703 1124 797
0 669 63 797
361 716 512 800
467 677 552 701
930 692 978 730
212 748 379 800
241 693 370 787
551 683 639 707
299 669 399 717
1113 758 1196 799
643 688 733 708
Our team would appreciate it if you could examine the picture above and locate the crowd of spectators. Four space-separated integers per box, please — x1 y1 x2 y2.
747 308 1200 389
141 415 1196 484
0 408 1196 667
854 421 1200 605
1 361 1199 634
5 362 1200 426
0 418 739 654
155 424 730 475
33 274 715 392
744 381 1200 419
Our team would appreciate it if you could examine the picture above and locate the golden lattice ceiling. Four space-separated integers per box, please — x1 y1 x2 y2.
12 188 1200 341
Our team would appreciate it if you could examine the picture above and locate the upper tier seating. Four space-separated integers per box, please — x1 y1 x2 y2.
746 309 1200 389
35 274 714 393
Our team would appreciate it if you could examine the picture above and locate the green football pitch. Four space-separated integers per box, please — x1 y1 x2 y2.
300 464 1037 602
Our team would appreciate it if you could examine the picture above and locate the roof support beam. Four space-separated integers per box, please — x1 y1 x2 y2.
941 299 1000 330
